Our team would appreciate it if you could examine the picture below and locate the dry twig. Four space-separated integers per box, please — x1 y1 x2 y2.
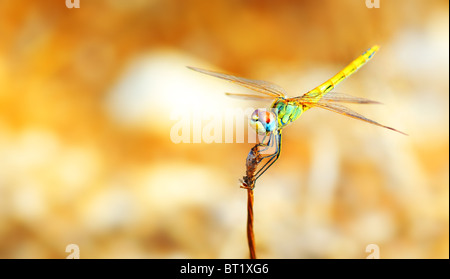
240 145 263 259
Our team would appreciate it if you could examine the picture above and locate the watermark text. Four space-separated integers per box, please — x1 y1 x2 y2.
365 0 380 8
66 0 80 8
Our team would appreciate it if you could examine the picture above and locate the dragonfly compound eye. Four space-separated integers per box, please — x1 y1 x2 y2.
250 109 277 135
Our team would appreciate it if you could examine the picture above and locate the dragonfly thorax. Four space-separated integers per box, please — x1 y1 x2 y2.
272 98 304 128
250 109 277 135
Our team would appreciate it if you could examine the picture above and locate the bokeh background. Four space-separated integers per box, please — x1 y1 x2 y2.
0 0 448 259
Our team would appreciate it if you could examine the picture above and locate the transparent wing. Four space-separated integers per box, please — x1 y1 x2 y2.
295 92 381 104
225 92 274 101
301 100 407 135
188 66 287 98
315 92 381 104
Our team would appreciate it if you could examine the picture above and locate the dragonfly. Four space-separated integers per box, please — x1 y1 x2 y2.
188 45 406 186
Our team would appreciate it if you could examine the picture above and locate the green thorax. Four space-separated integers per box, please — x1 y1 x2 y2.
271 98 305 129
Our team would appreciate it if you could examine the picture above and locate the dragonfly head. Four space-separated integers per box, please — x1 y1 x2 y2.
250 109 277 135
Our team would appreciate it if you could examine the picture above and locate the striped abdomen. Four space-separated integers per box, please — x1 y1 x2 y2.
301 45 380 107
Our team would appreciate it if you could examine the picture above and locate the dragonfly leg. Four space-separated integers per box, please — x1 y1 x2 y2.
254 131 282 181
256 133 274 156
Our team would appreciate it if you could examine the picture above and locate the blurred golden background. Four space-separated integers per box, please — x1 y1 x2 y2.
0 0 448 258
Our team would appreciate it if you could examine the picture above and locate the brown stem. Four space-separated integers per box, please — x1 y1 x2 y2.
240 144 262 259
246 188 256 259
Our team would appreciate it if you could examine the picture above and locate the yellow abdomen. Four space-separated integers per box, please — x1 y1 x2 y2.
302 45 380 109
